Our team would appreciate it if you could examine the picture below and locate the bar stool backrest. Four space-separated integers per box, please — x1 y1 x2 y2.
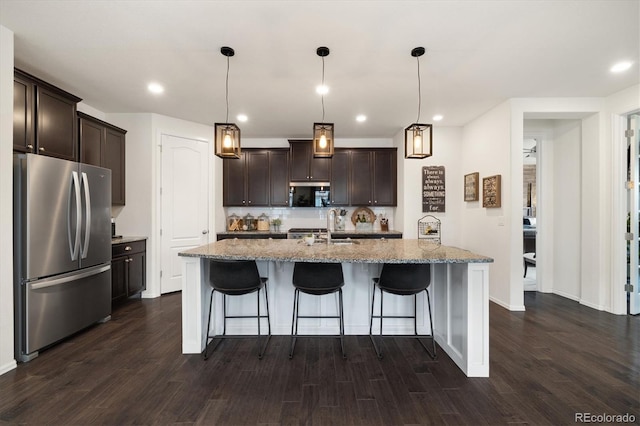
209 260 262 295
293 262 344 295
377 263 431 295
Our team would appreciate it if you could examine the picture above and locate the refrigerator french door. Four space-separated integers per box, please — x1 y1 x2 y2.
14 153 112 362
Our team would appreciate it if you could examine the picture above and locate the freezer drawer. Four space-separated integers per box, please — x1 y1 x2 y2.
21 264 111 359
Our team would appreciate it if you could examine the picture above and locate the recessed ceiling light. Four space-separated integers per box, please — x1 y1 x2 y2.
237 114 248 122
316 85 329 95
432 114 443 121
356 115 367 122
610 61 633 73
147 82 164 94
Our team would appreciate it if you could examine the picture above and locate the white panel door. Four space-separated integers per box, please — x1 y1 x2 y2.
160 134 209 294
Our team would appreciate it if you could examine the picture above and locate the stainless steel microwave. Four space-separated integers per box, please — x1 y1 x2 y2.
289 184 330 207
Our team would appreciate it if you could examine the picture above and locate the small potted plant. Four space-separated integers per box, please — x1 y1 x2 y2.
271 217 282 232
303 233 315 246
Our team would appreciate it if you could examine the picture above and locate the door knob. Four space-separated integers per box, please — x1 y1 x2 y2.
202 230 209 235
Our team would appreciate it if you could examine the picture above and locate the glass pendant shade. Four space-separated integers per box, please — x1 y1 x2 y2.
215 122 241 158
313 122 334 157
405 123 432 158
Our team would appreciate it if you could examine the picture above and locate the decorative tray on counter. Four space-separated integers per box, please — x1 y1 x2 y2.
351 207 376 225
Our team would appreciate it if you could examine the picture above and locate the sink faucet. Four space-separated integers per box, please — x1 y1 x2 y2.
326 209 337 245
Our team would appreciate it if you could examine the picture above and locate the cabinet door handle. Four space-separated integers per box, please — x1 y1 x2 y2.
27 144 34 151
202 230 209 235
125 246 132 251
248 200 252 204
125 258 132 263
39 147 45 152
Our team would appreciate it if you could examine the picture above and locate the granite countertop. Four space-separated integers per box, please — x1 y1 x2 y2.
216 230 402 237
179 238 493 264
111 236 147 245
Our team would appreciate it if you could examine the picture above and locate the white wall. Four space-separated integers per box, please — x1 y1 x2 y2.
552 120 582 300
0 25 17 375
580 113 606 310
397 127 463 244
461 101 515 309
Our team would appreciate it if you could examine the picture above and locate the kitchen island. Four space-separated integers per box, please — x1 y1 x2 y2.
179 239 493 377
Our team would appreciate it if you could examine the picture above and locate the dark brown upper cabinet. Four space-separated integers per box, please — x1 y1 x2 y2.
289 140 330 182
222 149 290 207
223 151 247 206
269 149 290 206
329 149 350 206
13 69 81 161
349 149 397 207
78 112 127 205
246 150 270 207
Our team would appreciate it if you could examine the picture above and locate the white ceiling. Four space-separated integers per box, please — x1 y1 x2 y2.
1 0 638 139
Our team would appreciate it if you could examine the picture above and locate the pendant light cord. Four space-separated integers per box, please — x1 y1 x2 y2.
416 55 421 123
321 55 326 123
225 54 230 123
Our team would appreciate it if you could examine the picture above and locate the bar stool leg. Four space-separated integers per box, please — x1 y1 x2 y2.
203 289 224 360
222 294 227 336
338 289 346 358
289 288 300 359
369 285 384 359
414 289 436 359
256 284 272 360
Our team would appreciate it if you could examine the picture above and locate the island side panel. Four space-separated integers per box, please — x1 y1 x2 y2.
432 263 489 378
181 256 207 353
466 262 490 377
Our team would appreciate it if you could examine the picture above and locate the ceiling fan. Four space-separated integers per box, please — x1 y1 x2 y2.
524 141 537 158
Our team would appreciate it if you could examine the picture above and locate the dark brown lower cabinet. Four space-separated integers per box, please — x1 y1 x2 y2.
111 240 146 304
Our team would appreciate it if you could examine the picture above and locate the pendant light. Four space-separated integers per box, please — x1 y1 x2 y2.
215 46 241 159
313 46 334 158
405 47 433 159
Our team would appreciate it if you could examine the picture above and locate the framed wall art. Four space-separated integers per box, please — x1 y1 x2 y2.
482 174 502 208
464 172 479 201
422 166 446 212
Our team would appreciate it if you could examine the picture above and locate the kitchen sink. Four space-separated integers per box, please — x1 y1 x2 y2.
330 239 359 245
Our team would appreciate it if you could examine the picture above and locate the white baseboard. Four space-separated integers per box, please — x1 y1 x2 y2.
579 299 607 312
489 296 526 311
0 359 17 376
552 289 580 302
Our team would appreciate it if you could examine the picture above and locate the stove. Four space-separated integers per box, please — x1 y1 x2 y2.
287 228 327 239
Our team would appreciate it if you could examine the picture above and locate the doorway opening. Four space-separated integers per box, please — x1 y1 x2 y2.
523 137 537 291
625 112 640 315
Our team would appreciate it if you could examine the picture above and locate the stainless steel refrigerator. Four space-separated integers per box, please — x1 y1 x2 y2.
13 153 112 362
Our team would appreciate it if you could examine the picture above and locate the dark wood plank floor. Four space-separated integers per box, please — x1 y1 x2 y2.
1 292 638 425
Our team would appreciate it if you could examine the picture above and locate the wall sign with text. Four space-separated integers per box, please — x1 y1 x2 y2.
422 166 445 212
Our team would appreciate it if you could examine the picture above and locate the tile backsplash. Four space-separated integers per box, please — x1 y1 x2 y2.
222 207 395 232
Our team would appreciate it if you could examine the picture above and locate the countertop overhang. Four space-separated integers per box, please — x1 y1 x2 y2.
179 238 493 264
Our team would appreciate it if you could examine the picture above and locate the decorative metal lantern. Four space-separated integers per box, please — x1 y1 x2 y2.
405 47 434 159
215 123 241 159
313 122 334 157
405 123 433 159
215 46 241 159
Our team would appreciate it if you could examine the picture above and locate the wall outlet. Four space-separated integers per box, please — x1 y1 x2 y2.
497 216 505 226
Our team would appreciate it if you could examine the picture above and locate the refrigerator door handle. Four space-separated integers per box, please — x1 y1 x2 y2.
29 264 111 290
80 172 91 259
68 171 81 261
